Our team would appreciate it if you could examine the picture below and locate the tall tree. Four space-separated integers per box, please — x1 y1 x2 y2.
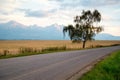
63 10 103 48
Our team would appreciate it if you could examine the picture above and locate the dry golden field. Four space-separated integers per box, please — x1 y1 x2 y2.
0 40 120 55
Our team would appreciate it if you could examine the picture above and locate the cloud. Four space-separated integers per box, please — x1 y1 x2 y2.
19 0 60 11
49 0 120 9
0 0 22 14
102 14 120 22
80 0 120 7
103 26 120 36
24 10 48 18
0 0 120 36
17 8 58 18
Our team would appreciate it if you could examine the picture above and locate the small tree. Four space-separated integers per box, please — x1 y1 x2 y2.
63 10 103 48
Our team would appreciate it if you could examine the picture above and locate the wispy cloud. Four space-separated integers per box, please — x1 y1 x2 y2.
49 0 120 8
80 0 120 7
0 0 120 36
24 10 48 18
0 0 21 14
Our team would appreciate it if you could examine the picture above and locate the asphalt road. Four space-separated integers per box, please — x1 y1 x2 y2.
0 46 120 80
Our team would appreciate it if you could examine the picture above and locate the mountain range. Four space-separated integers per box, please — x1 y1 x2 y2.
0 21 120 40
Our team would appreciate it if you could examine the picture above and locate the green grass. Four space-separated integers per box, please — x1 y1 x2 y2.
78 50 120 80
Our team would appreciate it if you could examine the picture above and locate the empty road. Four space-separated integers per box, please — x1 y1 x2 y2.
0 46 120 80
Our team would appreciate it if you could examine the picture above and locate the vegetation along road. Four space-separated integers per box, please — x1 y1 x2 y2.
0 46 120 80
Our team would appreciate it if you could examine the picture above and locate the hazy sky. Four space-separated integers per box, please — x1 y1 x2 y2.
0 0 120 36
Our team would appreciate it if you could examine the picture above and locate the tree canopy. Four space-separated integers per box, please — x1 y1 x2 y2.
63 10 103 48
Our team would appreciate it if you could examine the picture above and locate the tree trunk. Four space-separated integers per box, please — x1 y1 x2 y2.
83 41 86 48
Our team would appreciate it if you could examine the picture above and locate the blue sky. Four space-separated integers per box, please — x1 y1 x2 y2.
0 0 120 36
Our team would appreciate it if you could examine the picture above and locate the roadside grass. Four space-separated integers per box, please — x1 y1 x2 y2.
78 50 120 80
0 46 82 59
0 46 67 59
0 40 120 54
0 44 119 59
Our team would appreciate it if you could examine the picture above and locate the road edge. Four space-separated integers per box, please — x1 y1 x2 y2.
66 51 114 80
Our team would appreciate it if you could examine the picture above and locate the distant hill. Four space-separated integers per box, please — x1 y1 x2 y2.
0 21 120 40
95 33 120 40
0 21 68 40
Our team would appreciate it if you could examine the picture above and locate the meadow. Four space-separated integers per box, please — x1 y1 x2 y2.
0 40 120 55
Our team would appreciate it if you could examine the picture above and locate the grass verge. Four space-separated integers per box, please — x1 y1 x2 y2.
0 46 68 59
0 44 119 59
78 50 120 80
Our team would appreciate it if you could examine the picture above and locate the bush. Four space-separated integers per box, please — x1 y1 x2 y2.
3 50 9 56
41 46 67 52
19 47 39 53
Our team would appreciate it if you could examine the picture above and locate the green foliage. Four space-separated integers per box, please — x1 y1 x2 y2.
19 47 40 54
3 50 9 56
41 46 66 52
78 50 120 80
0 50 9 56
63 10 103 48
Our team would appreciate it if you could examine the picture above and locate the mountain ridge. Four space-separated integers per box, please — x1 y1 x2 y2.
0 21 120 40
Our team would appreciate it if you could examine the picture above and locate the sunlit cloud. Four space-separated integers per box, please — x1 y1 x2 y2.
102 26 120 36
0 0 120 36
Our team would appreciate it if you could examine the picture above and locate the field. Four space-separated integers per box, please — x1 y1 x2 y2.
0 40 120 55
